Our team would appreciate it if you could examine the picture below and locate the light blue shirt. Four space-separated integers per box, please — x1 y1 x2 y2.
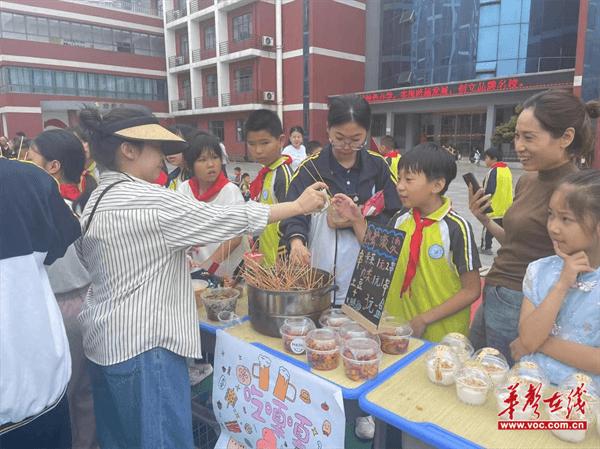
522 255 600 386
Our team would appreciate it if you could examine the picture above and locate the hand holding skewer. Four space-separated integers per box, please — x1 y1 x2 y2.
294 182 329 215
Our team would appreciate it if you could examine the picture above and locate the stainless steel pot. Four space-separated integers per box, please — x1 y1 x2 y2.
247 268 336 337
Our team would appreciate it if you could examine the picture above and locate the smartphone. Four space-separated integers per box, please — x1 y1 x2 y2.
463 173 493 214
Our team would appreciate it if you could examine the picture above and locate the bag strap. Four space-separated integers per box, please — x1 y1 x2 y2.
84 180 129 234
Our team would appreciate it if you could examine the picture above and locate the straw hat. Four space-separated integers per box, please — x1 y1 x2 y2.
102 116 188 155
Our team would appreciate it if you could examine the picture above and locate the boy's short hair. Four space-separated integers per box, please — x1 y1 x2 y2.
398 142 457 195
234 166 241 172
380 135 396 149
244 110 283 138
484 147 503 162
242 172 250 178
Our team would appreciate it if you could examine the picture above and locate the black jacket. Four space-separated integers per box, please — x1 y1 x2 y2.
282 145 402 243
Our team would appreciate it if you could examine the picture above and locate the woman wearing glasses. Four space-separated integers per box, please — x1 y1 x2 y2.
283 94 401 306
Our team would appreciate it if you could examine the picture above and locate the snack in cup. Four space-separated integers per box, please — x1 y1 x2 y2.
440 332 474 365
305 328 340 371
548 406 587 443
506 361 547 397
472 348 509 386
280 317 316 355
455 361 492 406
425 345 460 386
319 309 353 330
341 337 382 381
376 316 412 355
494 382 535 421
338 322 380 345
200 287 240 321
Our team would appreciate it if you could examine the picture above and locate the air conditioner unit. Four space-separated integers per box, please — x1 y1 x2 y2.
263 91 275 102
261 36 274 47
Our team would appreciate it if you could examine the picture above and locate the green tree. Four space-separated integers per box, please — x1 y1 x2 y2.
492 114 517 147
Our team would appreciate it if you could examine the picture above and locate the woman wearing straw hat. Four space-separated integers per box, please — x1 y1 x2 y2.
76 107 327 449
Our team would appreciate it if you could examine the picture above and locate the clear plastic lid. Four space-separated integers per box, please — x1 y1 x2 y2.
559 372 600 408
506 361 547 390
319 309 353 328
426 344 460 369
341 337 382 362
440 333 474 362
280 317 316 337
339 322 379 342
306 328 339 352
377 315 413 337
455 361 492 390
472 348 509 375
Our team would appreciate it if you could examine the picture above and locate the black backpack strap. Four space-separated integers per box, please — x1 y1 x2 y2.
84 180 129 234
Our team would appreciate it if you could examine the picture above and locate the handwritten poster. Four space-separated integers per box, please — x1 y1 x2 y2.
213 330 345 449
342 223 405 332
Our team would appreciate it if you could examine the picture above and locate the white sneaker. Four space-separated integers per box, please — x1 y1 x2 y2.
188 363 213 386
354 415 375 440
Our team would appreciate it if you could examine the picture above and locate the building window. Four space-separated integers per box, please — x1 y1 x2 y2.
236 119 245 142
209 120 225 142
232 13 252 41
204 25 215 50
0 66 167 101
0 11 164 56
234 67 253 92
371 114 386 137
179 34 189 57
205 73 218 97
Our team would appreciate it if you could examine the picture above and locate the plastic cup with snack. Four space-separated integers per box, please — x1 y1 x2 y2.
376 316 413 355
425 344 460 386
341 337 383 382
338 322 380 345
506 361 548 397
200 287 240 321
455 361 492 406
440 332 474 365
217 310 242 326
305 328 340 371
280 317 316 355
319 309 353 330
472 347 509 386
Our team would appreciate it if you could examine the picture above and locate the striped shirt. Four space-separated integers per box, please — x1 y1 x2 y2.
76 171 270 365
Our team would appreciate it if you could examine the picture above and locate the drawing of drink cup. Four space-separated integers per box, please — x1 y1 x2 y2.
252 355 271 391
273 366 297 402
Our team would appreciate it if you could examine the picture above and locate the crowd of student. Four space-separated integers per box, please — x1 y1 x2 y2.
0 89 599 449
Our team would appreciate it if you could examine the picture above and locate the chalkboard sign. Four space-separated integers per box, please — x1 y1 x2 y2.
341 223 406 332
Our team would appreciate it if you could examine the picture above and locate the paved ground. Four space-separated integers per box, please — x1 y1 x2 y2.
229 159 523 268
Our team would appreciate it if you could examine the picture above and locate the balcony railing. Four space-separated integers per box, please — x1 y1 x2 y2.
219 34 268 56
194 96 218 109
191 48 217 63
168 54 189 68
171 98 191 111
190 0 214 13
166 8 186 22
221 90 267 106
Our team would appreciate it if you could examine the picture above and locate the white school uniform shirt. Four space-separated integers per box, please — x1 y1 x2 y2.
282 144 307 172
76 171 269 366
178 180 251 276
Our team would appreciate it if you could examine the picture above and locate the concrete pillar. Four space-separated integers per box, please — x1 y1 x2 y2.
433 114 442 144
385 112 393 136
484 104 496 150
405 114 417 152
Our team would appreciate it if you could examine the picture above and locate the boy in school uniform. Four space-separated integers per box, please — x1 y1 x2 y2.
378 135 401 177
481 147 513 255
332 143 481 342
245 110 293 265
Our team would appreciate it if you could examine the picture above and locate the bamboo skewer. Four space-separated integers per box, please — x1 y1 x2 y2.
242 256 334 292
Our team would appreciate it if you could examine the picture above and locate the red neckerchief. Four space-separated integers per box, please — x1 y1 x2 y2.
189 172 229 202
401 208 436 295
153 171 168 186
249 156 292 201
385 151 400 158
59 183 81 201
492 162 508 169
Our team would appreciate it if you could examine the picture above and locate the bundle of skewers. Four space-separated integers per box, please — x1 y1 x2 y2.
242 255 331 292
